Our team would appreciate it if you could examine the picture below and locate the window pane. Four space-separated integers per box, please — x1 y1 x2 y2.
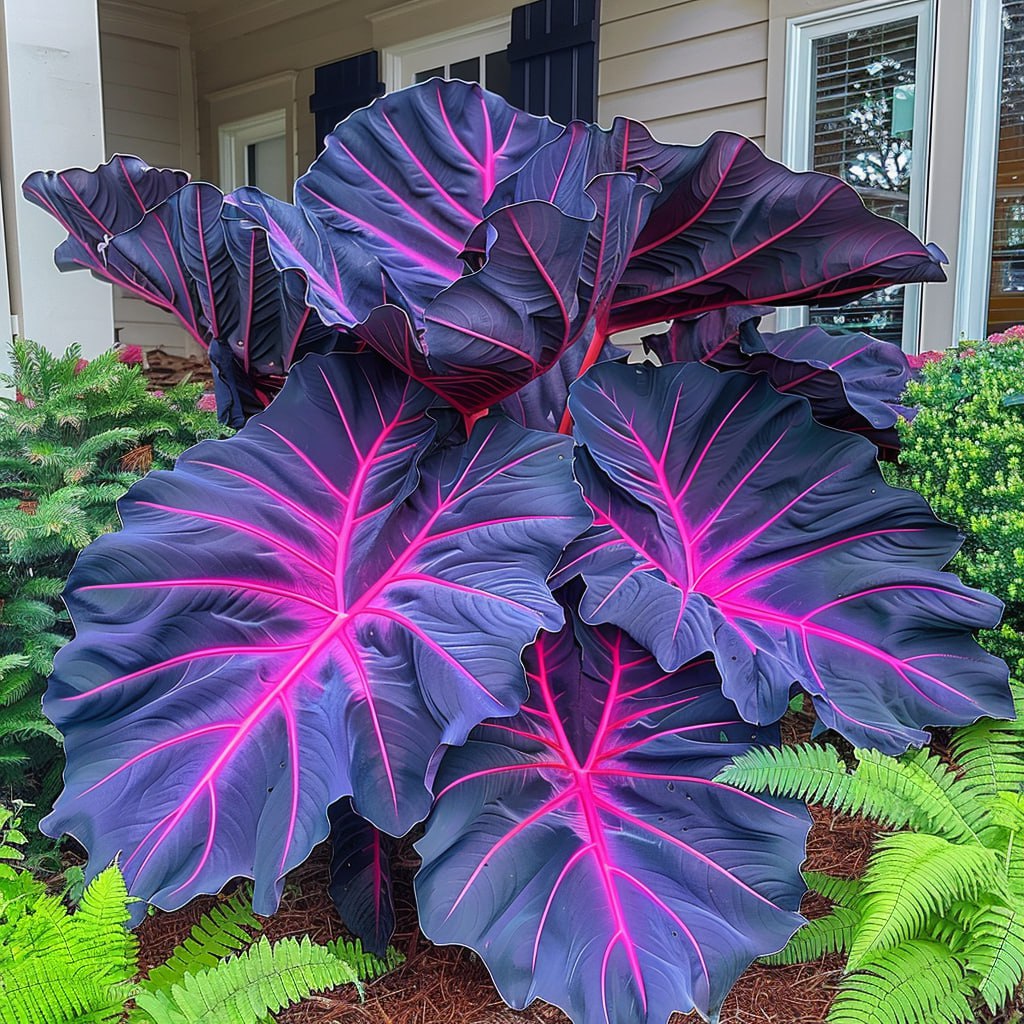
808 18 919 344
485 50 513 101
245 135 288 200
450 57 481 83
987 0 1024 334
414 66 444 84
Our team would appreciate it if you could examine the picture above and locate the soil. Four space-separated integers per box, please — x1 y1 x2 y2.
136 800 877 1024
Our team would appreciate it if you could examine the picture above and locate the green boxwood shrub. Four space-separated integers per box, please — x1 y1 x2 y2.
887 332 1024 673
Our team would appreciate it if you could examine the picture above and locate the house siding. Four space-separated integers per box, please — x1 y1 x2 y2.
599 0 769 149
99 7 199 357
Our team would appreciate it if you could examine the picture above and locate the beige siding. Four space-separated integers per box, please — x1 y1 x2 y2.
99 24 197 356
599 0 768 146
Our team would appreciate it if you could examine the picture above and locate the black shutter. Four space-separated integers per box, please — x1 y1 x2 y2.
507 0 600 124
309 51 384 151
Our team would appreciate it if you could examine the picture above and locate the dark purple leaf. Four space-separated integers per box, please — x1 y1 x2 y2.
22 154 188 273
646 309 915 456
42 351 589 915
328 799 396 957
490 121 945 339
417 610 809 1023
497 334 628 431
554 361 1010 752
348 178 653 416
220 217 345 377
296 79 563 321
611 131 946 330
228 82 562 333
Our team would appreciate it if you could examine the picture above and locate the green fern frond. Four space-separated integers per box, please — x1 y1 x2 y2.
718 744 977 841
949 685 1024 806
846 833 1004 969
962 900 1024 1012
0 959 127 1024
762 907 860 965
132 935 362 1024
804 872 865 908
827 941 973 1024
73 865 138 982
326 936 404 980
145 890 262 993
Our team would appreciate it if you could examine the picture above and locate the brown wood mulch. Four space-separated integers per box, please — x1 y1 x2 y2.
135 347 214 391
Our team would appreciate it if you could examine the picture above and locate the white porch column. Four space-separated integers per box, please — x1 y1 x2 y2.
0 0 114 367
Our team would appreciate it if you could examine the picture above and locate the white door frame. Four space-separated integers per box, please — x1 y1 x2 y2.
218 110 288 192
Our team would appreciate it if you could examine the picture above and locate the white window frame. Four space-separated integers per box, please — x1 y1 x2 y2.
953 0 1003 342
218 110 288 193
382 16 511 93
780 0 936 352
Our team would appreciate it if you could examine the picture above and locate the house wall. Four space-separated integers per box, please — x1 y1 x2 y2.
88 0 982 356
599 0 769 149
98 2 200 358
191 0 515 188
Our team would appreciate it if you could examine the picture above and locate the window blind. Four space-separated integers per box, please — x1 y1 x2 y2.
807 17 919 345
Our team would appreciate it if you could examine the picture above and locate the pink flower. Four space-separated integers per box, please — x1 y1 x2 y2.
74 358 89 374
907 349 944 370
986 324 1024 346
198 393 218 413
117 345 145 365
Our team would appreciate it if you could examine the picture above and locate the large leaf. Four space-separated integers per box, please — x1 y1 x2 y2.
417 609 809 1023
328 799 396 958
554 361 1010 752
42 351 589 916
491 121 945 342
646 308 915 456
232 80 562 331
22 154 188 272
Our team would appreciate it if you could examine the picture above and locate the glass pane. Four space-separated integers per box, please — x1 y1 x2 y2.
414 66 444 84
245 135 288 200
987 0 1024 335
808 18 919 345
485 49 513 102
449 57 481 83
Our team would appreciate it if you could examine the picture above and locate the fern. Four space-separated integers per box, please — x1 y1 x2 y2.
846 834 1004 968
719 744 978 841
827 941 974 1024
726 684 1024 1023
761 906 861 965
132 936 362 1024
144 891 262 992
0 811 401 1024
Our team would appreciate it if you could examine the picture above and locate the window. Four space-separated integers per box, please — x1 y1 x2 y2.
783 1 935 351
218 111 289 200
985 1 1024 334
382 18 513 102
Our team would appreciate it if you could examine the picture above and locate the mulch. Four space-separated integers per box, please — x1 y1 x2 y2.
136 347 214 391
135 708 878 1024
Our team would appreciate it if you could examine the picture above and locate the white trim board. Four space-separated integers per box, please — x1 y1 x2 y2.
953 0 1002 343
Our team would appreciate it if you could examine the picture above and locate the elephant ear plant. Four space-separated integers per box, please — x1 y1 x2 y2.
26 81 1012 1024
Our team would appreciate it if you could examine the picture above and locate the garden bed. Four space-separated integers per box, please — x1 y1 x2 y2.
135 801 874 1024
